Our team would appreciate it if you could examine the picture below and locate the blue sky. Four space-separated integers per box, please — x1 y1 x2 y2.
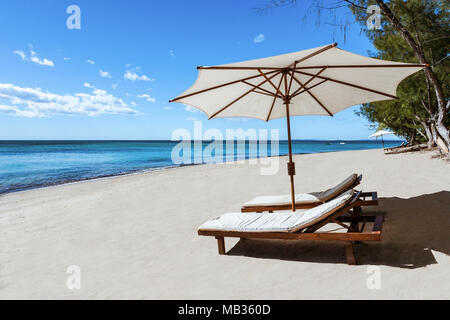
0 0 386 140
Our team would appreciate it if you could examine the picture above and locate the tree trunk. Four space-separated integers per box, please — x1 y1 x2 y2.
420 121 435 149
409 130 417 146
431 122 449 155
374 0 449 150
435 101 450 150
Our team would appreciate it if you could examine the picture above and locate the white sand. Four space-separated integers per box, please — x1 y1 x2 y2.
0 149 449 299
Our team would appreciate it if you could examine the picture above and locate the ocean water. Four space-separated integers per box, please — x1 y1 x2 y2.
0 140 402 194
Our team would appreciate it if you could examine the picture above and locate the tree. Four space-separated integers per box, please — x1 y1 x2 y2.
351 0 449 151
258 0 449 153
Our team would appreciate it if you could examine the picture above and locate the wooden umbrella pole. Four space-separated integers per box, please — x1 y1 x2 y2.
285 98 296 212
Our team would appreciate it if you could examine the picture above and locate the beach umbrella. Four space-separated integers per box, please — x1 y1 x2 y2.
369 130 394 148
169 43 425 211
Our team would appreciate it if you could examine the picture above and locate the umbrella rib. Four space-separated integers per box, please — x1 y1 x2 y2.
252 89 280 98
291 79 327 98
287 43 338 68
242 80 283 98
169 70 279 102
294 70 398 99
197 66 283 70
258 69 285 99
196 43 340 71
295 64 426 69
290 67 327 97
291 74 333 116
287 63 297 95
266 75 284 122
209 71 281 119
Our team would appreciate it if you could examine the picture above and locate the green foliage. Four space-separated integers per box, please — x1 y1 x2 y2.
352 0 449 141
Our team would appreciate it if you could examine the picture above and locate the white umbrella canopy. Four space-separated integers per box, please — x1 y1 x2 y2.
170 43 425 211
370 130 395 149
171 43 424 121
369 130 394 138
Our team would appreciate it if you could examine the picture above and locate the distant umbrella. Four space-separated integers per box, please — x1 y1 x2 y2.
170 43 425 211
370 130 394 148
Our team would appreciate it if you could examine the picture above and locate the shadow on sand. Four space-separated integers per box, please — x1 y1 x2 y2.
227 191 450 268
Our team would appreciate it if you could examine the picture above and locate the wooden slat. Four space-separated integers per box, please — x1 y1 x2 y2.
241 202 318 212
240 179 367 213
198 229 382 241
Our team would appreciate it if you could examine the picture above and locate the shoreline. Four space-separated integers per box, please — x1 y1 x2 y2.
1 140 404 196
1 145 408 196
1 145 397 196
1 150 316 196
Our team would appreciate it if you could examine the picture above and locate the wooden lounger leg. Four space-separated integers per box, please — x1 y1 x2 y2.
345 241 357 265
216 237 226 255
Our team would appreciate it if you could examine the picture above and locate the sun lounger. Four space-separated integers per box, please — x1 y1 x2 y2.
241 173 377 212
198 190 384 265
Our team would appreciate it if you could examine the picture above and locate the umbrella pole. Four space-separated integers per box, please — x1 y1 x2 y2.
381 136 385 149
285 99 296 212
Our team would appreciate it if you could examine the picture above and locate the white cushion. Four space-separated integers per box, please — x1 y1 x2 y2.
243 173 358 207
199 190 354 233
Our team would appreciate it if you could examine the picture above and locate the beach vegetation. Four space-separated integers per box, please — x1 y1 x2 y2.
257 0 450 155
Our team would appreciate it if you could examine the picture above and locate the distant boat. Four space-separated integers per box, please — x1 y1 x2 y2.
340 142 346 145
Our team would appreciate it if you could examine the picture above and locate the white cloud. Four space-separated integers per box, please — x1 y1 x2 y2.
14 48 54 67
112 83 119 89
63 57 71 61
163 106 173 110
253 33 265 43
99 70 111 78
0 83 137 117
84 82 94 88
30 54 54 67
137 93 156 103
124 71 154 82
169 50 175 57
186 117 198 121
87 59 95 65
14 50 27 60
184 104 199 113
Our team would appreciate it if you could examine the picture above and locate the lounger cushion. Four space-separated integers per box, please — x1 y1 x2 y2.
199 190 354 233
243 173 358 207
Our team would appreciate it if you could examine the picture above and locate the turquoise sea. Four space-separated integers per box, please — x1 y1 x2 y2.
0 140 402 194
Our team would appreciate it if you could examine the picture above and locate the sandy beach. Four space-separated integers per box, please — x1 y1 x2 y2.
0 149 449 299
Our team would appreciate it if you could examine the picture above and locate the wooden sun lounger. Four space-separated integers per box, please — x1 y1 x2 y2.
199 191 383 265
241 174 378 213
